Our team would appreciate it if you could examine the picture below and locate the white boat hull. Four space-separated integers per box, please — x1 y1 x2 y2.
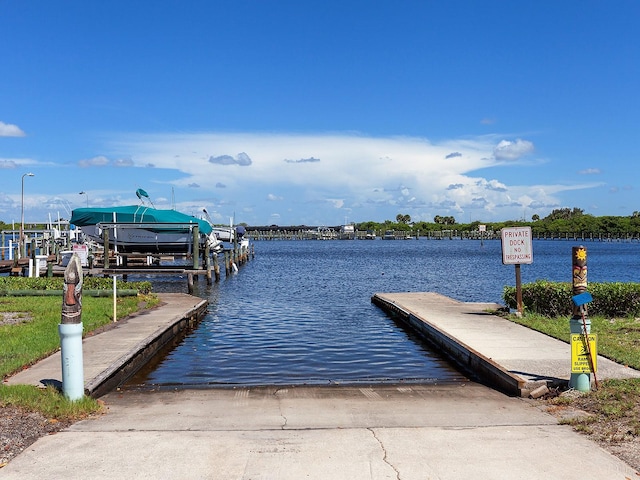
79 225 221 254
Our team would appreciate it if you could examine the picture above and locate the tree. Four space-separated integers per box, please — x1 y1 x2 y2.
396 214 411 224
543 207 584 221
434 215 456 225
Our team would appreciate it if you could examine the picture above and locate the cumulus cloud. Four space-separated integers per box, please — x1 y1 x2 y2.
579 168 601 175
78 155 110 167
106 131 599 224
0 160 17 169
113 158 134 167
493 139 534 160
284 157 321 163
267 193 283 201
483 179 508 192
209 152 252 166
0 121 26 137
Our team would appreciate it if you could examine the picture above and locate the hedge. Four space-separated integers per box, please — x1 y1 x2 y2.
0 277 152 295
503 280 640 317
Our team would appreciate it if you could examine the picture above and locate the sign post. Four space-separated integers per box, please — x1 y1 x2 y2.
501 227 533 316
569 246 596 391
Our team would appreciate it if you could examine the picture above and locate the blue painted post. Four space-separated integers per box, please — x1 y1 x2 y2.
59 253 85 401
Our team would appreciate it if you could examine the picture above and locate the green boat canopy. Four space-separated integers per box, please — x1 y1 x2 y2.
70 206 212 235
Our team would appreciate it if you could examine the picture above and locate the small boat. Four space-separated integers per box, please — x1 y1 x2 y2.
202 209 250 249
70 197 222 254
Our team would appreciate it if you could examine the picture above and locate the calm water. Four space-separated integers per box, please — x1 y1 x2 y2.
127 238 640 388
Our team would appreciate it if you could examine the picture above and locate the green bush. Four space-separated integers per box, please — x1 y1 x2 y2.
503 280 640 317
0 276 152 295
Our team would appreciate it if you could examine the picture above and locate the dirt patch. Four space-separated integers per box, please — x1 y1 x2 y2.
0 312 33 327
541 389 640 473
0 405 71 467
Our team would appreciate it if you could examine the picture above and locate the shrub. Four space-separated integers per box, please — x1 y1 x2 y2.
0 276 152 295
503 280 640 317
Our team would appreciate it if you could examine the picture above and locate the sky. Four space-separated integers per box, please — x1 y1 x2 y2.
1 1 639 228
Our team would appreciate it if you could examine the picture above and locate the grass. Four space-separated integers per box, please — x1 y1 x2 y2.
0 293 159 420
507 312 640 444
0 384 103 420
509 313 640 369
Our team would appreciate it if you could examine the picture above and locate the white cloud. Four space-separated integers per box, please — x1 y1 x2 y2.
493 139 534 161
578 168 601 175
78 155 111 167
0 160 18 169
0 121 26 137
105 131 598 224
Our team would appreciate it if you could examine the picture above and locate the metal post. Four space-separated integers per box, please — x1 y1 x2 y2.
515 264 523 316
20 172 35 259
569 245 591 391
59 253 85 400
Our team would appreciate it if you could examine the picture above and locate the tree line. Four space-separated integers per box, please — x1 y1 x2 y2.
355 208 640 236
4 208 640 237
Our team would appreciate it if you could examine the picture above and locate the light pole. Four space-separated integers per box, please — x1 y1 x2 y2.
79 191 88 207
20 172 35 259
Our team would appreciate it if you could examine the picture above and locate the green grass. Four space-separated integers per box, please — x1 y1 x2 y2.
0 293 159 420
0 294 159 378
508 313 640 370
0 384 103 420
506 312 640 443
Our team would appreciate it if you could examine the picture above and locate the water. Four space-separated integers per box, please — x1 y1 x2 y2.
127 239 640 388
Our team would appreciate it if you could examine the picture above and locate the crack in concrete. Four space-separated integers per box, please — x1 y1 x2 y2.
368 428 400 480
272 387 289 429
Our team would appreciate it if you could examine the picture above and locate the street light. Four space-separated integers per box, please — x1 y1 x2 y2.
79 191 88 207
20 172 35 259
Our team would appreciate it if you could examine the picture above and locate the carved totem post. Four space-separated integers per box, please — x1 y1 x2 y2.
59 253 85 400
569 246 591 391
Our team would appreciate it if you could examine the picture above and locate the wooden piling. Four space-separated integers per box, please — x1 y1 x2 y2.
102 229 110 269
213 252 220 281
205 244 212 285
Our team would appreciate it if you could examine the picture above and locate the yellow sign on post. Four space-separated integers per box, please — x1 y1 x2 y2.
571 334 597 373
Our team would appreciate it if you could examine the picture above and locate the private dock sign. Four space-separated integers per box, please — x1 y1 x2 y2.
501 227 533 265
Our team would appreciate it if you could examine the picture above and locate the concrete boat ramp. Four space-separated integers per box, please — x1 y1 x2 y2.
2 292 639 479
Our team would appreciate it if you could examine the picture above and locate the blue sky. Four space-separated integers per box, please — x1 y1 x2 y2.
1 1 639 227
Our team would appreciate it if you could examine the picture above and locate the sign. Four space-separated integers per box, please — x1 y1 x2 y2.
571 334 597 373
72 243 89 267
501 227 533 264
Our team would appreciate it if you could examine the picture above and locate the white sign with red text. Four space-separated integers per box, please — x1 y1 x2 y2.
501 227 533 264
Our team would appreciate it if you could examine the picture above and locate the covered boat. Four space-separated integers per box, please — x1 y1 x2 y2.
70 205 222 254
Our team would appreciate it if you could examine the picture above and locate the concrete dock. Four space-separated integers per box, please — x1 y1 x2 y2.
2 292 639 479
371 292 640 395
5 293 208 398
